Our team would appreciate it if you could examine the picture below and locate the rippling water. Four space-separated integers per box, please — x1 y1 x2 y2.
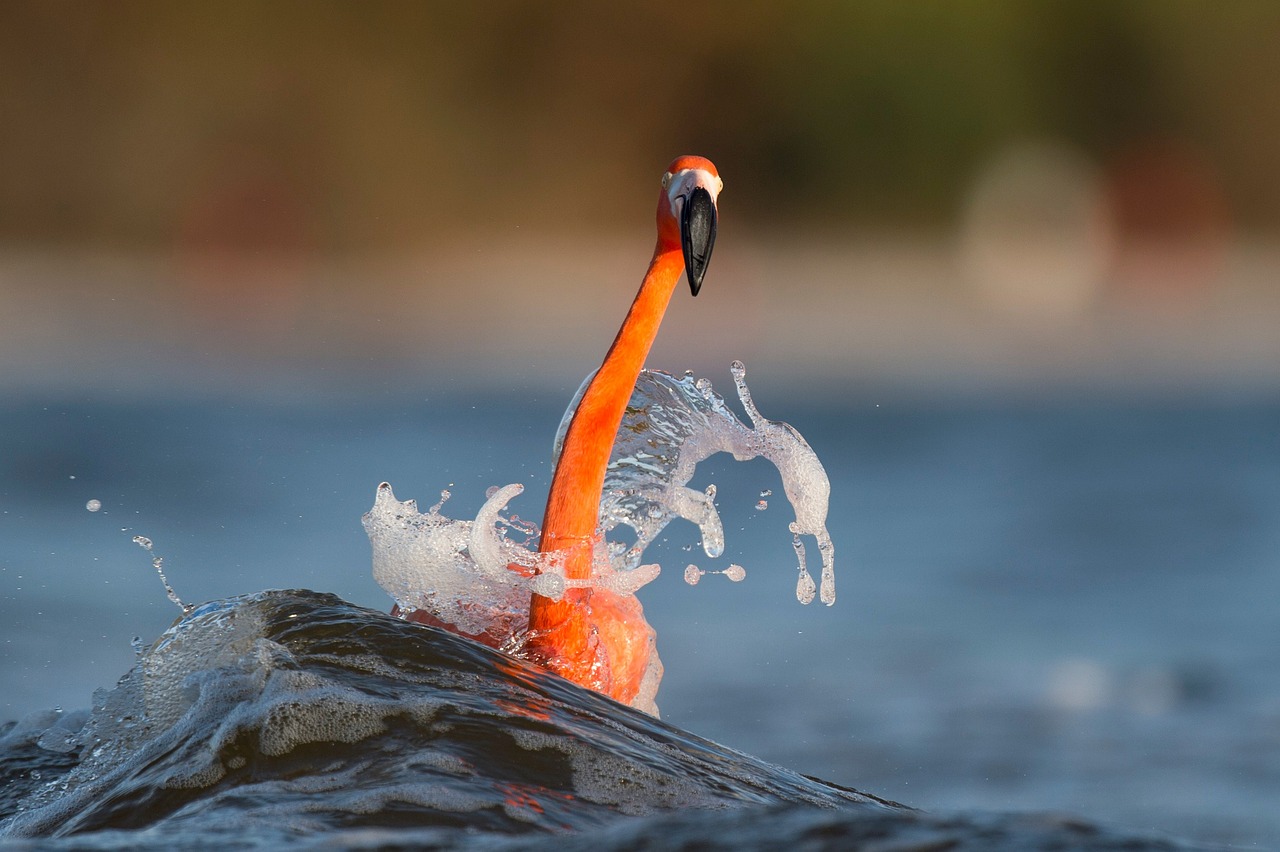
1 388 1277 848
0 590 1218 849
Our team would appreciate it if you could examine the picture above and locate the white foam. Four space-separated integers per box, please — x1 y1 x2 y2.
575 361 836 604
362 482 536 639
364 360 839 712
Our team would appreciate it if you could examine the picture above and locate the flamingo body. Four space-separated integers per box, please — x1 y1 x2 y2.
399 157 720 711
526 157 721 706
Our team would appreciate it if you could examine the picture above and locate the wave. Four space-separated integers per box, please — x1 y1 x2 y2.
0 590 1211 850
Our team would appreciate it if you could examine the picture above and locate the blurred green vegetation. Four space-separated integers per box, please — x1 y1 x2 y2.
2 1 1277 250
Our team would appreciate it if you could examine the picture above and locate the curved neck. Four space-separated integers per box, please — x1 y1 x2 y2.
540 245 684 575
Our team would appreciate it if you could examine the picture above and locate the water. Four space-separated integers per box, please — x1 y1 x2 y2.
363 364 836 714
0 591 1212 848
1 384 1278 847
0 590 891 845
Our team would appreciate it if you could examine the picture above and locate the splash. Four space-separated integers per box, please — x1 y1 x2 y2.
364 361 836 709
363 483 540 641
683 564 747 586
362 484 662 636
569 359 835 605
132 535 190 614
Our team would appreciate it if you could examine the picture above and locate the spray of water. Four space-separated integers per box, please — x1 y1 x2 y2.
131 535 191 614
363 361 838 707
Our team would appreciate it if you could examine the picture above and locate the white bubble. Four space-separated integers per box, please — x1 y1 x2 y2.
85 499 102 512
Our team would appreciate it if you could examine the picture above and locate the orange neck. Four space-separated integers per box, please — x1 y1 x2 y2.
539 245 684 576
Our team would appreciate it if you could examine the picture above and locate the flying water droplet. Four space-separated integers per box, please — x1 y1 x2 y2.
560 361 837 605
85 499 102 512
683 564 703 586
132 535 189 613
792 534 816 605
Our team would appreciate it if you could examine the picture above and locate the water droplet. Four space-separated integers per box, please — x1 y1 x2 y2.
85 499 102 512
754 500 768 511
796 569 816 605
683 564 703 586
132 535 187 612
792 534 816 605
722 564 746 582
530 572 567 600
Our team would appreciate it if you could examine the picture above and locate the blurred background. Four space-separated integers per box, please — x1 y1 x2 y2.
2 2 1278 847
2 0 1280 390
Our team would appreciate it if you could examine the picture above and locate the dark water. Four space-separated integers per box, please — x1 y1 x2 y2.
0 590 1211 849
1 387 1278 847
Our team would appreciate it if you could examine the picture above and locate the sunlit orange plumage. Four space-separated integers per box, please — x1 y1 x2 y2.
526 156 720 705
400 156 720 709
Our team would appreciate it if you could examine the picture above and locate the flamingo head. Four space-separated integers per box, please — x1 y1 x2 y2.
658 155 721 296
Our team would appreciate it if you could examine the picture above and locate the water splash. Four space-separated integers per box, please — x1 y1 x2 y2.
566 360 835 605
365 360 838 708
728 360 836 607
362 482 539 641
132 535 190 614
363 484 663 627
683 564 747 586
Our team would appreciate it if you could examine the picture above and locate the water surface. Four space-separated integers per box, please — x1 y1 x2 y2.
1 386 1276 847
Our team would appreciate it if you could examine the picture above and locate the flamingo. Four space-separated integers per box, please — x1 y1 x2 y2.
395 156 720 709
525 156 720 706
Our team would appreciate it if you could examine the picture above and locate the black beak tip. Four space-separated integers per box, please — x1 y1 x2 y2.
680 186 717 297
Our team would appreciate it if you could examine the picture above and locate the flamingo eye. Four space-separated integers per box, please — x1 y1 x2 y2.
661 172 672 190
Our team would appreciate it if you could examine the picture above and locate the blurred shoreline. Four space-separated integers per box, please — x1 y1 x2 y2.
3 236 1279 401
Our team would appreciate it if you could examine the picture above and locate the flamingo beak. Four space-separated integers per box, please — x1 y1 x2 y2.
680 186 717 296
